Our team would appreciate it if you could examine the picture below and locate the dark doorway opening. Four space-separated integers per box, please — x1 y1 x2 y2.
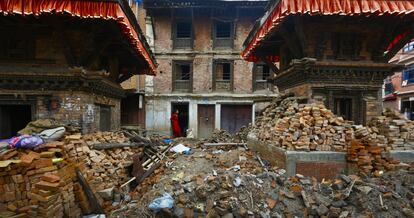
0 105 32 138
334 98 352 121
171 102 189 137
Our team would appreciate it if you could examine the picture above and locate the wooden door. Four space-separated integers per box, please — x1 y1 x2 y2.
100 105 111 131
221 105 252 134
198 105 215 138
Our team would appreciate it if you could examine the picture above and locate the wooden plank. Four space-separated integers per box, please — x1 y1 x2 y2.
91 142 144 150
75 168 105 214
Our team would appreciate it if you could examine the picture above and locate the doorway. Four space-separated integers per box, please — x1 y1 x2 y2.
198 105 215 138
0 105 32 138
171 102 189 137
334 98 352 121
99 105 111 131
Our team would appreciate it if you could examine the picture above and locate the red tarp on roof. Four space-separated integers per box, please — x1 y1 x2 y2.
242 0 414 62
0 0 157 75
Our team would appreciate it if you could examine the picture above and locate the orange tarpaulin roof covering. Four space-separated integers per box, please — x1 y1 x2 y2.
0 0 157 75
242 0 414 62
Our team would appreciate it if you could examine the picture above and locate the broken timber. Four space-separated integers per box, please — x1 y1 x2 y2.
204 142 247 146
91 142 144 150
76 168 105 214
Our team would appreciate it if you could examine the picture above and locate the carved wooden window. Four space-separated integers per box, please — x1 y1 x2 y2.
213 20 234 48
173 61 193 92
173 20 193 49
213 60 233 92
0 29 35 61
253 63 273 91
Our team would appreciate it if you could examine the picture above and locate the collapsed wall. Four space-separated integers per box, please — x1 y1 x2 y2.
251 95 414 152
0 131 151 217
0 142 82 217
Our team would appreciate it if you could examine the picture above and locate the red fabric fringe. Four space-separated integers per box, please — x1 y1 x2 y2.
0 0 156 75
242 0 414 62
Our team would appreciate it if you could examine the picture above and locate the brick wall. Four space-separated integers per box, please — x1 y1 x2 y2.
152 15 259 94
296 162 347 181
36 91 121 133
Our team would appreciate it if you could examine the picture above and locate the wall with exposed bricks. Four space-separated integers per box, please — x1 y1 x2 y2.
35 91 120 133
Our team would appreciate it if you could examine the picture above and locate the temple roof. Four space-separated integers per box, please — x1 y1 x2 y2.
0 0 157 75
242 0 414 62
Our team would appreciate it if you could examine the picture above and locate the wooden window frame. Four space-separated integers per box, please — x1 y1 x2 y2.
253 63 273 91
213 60 234 92
212 20 234 49
172 19 194 49
172 60 193 93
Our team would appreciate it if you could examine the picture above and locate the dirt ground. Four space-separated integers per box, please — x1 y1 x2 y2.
108 139 414 218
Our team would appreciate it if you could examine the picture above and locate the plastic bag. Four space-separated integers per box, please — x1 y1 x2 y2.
39 127 66 142
148 193 174 211
6 135 44 149
186 129 194 138
170 144 191 154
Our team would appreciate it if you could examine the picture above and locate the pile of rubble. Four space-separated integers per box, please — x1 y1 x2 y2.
0 142 82 217
111 143 414 218
0 129 168 217
347 139 401 174
252 94 414 152
368 109 414 150
253 96 353 151
207 129 237 143
64 132 144 191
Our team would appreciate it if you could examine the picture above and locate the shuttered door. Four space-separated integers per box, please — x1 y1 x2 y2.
220 104 252 134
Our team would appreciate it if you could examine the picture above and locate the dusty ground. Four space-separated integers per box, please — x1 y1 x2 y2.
108 139 414 218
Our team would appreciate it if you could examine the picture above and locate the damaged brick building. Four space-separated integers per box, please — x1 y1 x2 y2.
0 0 156 138
142 0 277 138
242 0 414 125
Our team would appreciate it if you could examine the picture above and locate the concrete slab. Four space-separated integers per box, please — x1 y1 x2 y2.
389 150 414 163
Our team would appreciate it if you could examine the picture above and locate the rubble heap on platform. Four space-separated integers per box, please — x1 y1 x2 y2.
252 94 414 152
368 109 414 150
252 95 354 151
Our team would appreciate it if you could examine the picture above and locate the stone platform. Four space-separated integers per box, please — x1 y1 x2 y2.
248 138 414 180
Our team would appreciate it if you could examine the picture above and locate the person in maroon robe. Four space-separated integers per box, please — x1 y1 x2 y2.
171 109 182 138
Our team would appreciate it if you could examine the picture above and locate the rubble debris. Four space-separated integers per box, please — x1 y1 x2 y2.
368 108 414 150
252 95 353 151
207 129 237 143
0 142 82 217
110 143 414 217
251 94 414 152
347 139 401 174
63 132 145 191
18 118 79 135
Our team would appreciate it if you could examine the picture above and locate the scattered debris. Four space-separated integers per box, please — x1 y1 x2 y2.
110 141 414 217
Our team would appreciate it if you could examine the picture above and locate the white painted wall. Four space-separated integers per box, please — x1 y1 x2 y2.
145 97 257 138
